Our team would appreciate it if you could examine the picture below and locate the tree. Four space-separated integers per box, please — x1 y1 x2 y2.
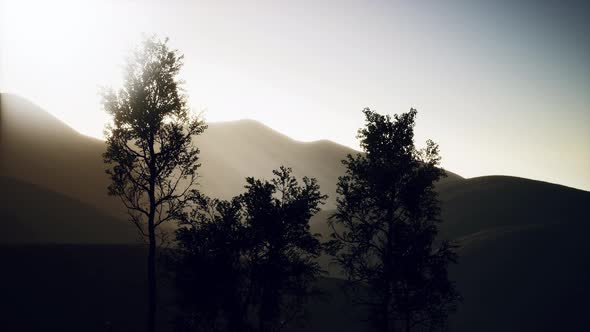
328 108 459 332
173 166 326 331
102 36 206 332
242 166 326 332
173 195 248 332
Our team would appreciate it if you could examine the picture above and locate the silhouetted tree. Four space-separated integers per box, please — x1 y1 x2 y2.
328 108 459 332
173 195 247 332
102 36 206 332
243 166 326 332
173 166 326 331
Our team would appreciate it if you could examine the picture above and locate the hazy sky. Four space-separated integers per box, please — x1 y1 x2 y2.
1 0 589 191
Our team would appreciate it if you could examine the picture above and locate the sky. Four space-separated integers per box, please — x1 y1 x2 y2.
1 0 589 191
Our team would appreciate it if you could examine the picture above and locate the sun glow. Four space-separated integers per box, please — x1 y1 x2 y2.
0 0 161 137
0 0 324 142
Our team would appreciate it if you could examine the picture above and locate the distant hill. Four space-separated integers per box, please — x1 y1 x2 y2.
437 175 590 241
312 174 590 268
196 119 359 206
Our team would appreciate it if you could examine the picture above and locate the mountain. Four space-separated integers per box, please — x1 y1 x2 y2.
0 93 463 216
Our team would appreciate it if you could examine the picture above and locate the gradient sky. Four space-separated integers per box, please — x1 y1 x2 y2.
1 0 589 191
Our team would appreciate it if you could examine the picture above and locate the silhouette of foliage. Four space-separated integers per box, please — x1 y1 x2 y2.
102 36 206 332
173 166 326 331
173 194 247 332
328 108 460 332
244 166 327 332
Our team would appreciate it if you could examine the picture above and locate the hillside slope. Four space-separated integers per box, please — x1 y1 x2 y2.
0 176 137 244
437 175 590 240
0 94 123 216
439 176 590 331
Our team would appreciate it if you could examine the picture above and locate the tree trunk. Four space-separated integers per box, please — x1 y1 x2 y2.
404 284 411 332
147 134 157 332
147 220 157 332
259 263 280 332
381 294 390 332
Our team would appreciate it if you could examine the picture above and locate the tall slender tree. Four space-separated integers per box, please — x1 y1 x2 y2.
102 36 206 332
329 108 459 332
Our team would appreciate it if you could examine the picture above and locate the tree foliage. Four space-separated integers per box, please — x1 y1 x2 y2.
174 195 247 332
102 36 206 238
329 108 459 332
173 166 326 332
102 36 206 332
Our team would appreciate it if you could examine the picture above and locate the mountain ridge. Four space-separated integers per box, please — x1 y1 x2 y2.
0 93 462 213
